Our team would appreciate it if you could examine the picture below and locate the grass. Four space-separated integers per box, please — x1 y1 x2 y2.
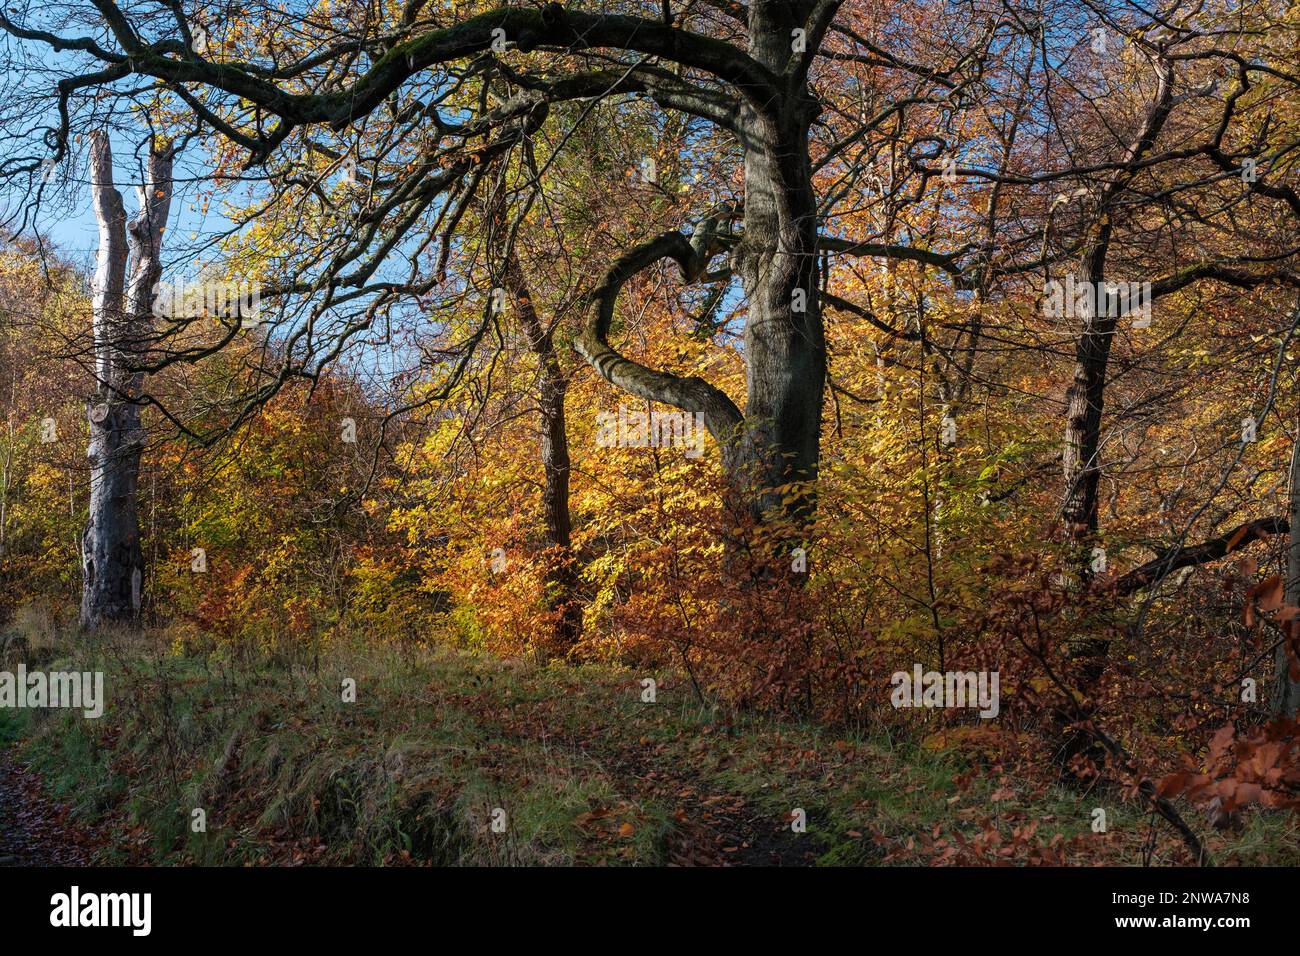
2 615 1299 866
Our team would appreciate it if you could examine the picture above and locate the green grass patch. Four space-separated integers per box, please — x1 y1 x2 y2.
4 626 1298 866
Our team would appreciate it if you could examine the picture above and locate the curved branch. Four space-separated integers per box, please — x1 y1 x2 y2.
1150 264 1300 301
1113 516 1289 596
822 291 917 340
573 225 744 449
501 64 742 133
68 3 779 134
818 235 969 280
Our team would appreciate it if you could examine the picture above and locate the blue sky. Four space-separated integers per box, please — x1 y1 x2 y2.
30 132 237 283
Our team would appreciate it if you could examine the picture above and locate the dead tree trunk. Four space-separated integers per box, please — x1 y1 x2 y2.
81 133 172 629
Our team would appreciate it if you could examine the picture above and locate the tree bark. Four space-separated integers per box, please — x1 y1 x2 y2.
81 133 172 629
1275 431 1300 717
1060 59 1173 547
728 2 824 520
1060 226 1114 543
502 249 581 647
572 4 826 533
731 116 824 518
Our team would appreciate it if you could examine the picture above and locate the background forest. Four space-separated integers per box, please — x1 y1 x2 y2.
0 0 1299 866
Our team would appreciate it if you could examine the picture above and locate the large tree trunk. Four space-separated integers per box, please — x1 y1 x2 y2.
82 130 132 627
81 133 172 629
731 124 824 519
1053 231 1117 762
573 6 826 537
729 5 824 521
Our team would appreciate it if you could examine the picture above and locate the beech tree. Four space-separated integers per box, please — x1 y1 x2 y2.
0 0 986 533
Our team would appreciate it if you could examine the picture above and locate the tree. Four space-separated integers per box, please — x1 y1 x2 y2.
81 130 173 627
1278 422 1300 717
3 0 1300 597
0 0 970 538
500 237 582 644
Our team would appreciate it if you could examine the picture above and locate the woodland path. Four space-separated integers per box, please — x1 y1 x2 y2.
0 743 96 866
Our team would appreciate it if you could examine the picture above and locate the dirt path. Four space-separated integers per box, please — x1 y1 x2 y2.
0 743 97 866
483 698 823 866
585 743 821 866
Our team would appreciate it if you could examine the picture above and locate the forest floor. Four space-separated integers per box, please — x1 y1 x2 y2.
0 743 99 865
1 622 1298 866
